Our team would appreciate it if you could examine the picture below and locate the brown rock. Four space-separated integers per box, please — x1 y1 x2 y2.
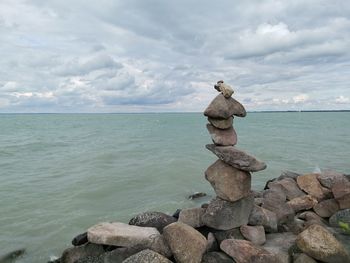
201 196 254 230
206 144 267 172
208 117 233 130
163 222 207 263
296 224 350 263
204 94 246 119
220 239 278 263
240 225 266 245
206 124 237 146
313 199 340 218
297 173 331 201
332 178 350 209
205 160 251 202
318 170 347 189
268 178 305 201
293 253 318 263
178 207 205 228
287 195 318 212
248 205 278 233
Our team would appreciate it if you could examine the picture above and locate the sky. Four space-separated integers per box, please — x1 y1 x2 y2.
0 0 350 112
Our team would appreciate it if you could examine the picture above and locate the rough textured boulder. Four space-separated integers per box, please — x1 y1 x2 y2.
263 232 296 263
122 249 172 263
61 244 105 263
208 117 233 130
287 195 318 212
214 80 234 98
204 94 246 119
249 205 278 233
206 124 237 146
129 211 177 232
296 224 350 263
163 222 207 263
178 207 205 228
313 199 339 218
220 239 278 263
201 252 234 263
202 195 254 230
296 174 331 201
268 178 305 200
206 144 266 172
332 179 350 209
329 209 350 227
262 189 294 224
318 170 347 188
205 160 251 202
104 247 145 263
240 225 266 245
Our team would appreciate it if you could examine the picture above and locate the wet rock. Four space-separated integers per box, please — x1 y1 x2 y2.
163 222 206 263
205 160 251 202
287 195 318 212
201 195 254 230
248 205 278 233
332 178 350 209
172 209 181 219
104 246 144 263
204 94 246 119
206 124 237 146
207 117 233 130
313 199 340 218
189 192 207 200
278 170 301 181
72 233 88 246
178 207 205 228
263 232 296 263
296 173 331 201
129 212 177 232
267 178 305 200
206 144 266 172
296 224 350 263
214 80 234 98
318 170 347 189
122 249 172 263
61 244 105 263
293 253 317 263
329 209 350 227
240 225 266 245
212 228 244 244
206 232 219 252
220 239 278 263
201 252 234 263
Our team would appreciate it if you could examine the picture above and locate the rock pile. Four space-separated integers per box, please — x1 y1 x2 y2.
50 81 350 263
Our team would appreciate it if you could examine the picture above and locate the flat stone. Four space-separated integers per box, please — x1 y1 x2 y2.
287 195 318 212
313 199 340 218
297 173 331 201
178 207 205 228
204 94 246 119
293 253 318 263
318 170 347 189
206 144 267 172
240 225 266 245
332 178 350 209
208 117 233 130
201 252 234 263
122 249 172 263
220 239 278 263
129 211 177 233
61 244 105 263
205 160 251 202
248 205 278 233
296 224 350 263
329 209 350 227
206 124 237 146
263 232 297 263
201 195 254 230
163 222 206 263
268 178 305 201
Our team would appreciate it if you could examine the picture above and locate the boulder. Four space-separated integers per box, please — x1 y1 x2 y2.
163 222 206 263
206 144 266 172
297 211 328 228
204 94 246 119
201 195 254 230
205 160 251 202
104 246 145 263
248 205 278 233
212 228 245 244
332 178 350 209
278 171 301 181
129 212 177 232
240 225 266 245
293 253 318 263
313 199 340 218
75 255 104 263
296 173 331 201
263 232 297 263
201 252 234 263
122 249 172 263
318 170 347 189
178 207 205 228
329 209 350 227
214 80 234 98
61 244 105 263
207 117 233 130
287 195 318 212
206 124 237 146
267 178 305 200
220 239 278 263
296 224 350 263
72 232 88 247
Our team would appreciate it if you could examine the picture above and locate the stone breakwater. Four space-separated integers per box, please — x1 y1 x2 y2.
49 81 350 263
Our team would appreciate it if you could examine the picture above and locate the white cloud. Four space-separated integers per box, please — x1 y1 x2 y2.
335 95 349 103
293 94 309 103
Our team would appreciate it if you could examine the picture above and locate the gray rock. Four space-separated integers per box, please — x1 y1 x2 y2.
178 207 205 228
329 209 350 227
208 117 233 130
206 232 219 252
293 253 317 263
0 249 25 263
318 170 348 189
75 255 104 263
201 252 234 263
61 244 105 263
129 212 177 232
202 196 254 230
204 94 246 119
313 199 340 218
206 124 237 146
206 144 267 172
122 249 172 263
72 232 88 246
332 178 350 209
212 228 245 244
104 247 144 263
267 178 305 201
248 205 278 233
205 160 251 202
240 225 266 245
278 171 301 181
263 232 297 263
189 192 207 200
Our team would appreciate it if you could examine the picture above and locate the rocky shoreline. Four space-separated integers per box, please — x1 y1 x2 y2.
48 81 350 263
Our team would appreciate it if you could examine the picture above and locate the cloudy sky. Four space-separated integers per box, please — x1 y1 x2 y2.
1 0 350 112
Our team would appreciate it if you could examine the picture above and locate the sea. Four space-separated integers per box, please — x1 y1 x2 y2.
0 112 349 262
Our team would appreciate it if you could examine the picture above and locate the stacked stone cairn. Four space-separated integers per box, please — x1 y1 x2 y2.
50 81 350 263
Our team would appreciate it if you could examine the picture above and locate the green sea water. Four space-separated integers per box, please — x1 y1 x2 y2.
0 112 349 262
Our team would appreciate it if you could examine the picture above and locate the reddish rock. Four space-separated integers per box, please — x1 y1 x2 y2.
313 199 340 218
208 117 233 130
296 173 331 201
287 195 318 212
204 94 246 119
240 225 266 245
220 239 278 263
332 178 350 209
206 124 237 146
249 205 278 233
205 160 251 202
268 178 305 200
